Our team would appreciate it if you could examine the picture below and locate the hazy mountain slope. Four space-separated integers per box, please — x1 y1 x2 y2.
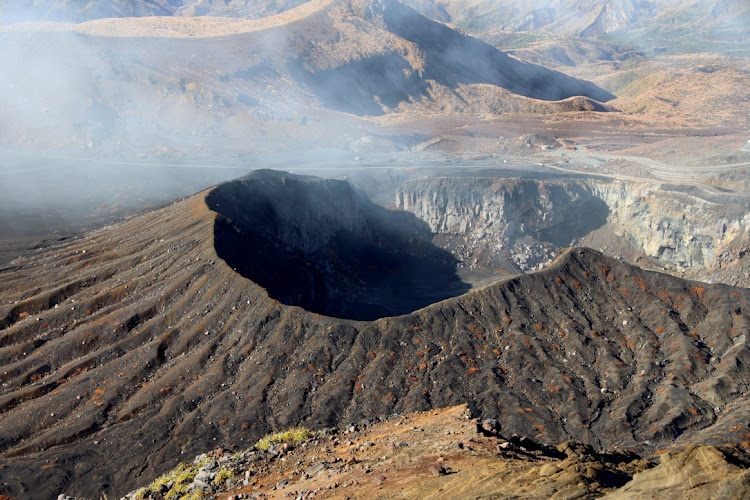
406 0 650 38
0 171 748 498
400 0 750 47
0 0 613 158
175 0 310 17
0 0 181 23
5 0 747 56
358 0 615 103
0 0 315 22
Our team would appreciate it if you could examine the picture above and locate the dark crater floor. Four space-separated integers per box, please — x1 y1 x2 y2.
205 170 470 320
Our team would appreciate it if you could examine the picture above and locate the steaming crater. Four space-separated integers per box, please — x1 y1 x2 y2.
206 170 470 320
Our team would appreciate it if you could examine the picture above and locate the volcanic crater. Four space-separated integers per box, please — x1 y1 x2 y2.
206 170 470 320
1 170 749 499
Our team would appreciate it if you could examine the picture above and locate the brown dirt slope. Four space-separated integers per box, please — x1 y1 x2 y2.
0 173 749 498
125 404 749 500
178 405 654 499
604 444 750 499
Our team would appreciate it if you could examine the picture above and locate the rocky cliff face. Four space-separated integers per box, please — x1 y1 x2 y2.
395 177 608 271
591 182 750 277
394 176 750 285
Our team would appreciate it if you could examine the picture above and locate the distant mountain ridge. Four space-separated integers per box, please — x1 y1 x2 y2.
0 0 295 23
0 0 177 23
5 0 748 44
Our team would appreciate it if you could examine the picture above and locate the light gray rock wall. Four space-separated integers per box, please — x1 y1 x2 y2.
395 176 750 280
592 181 750 271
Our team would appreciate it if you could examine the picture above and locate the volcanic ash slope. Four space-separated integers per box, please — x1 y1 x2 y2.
0 170 749 498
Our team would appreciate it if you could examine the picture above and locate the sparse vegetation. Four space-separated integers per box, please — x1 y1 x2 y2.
214 468 235 487
178 492 205 500
174 468 197 486
137 461 203 500
255 427 313 451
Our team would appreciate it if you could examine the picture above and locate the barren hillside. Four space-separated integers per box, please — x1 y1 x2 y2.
1 172 748 498
0 1 749 499
0 0 614 161
122 405 750 499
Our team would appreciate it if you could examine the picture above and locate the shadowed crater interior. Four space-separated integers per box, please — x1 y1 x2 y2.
206 170 470 320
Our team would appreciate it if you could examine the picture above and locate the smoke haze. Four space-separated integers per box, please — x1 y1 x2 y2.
0 0 748 240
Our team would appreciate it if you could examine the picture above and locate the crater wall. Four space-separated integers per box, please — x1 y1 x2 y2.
394 176 750 285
